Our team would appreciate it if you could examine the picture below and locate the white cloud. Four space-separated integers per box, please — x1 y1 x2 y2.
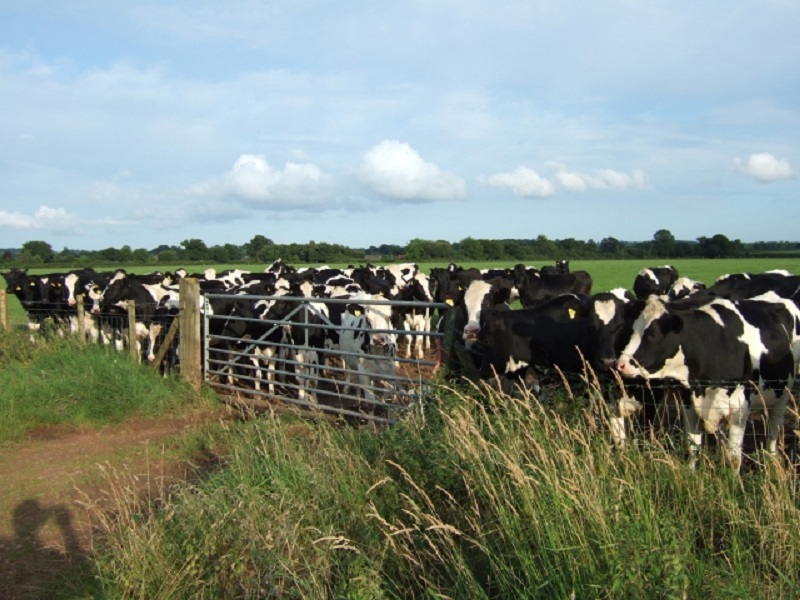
734 153 796 182
554 167 649 192
0 205 75 230
482 166 556 198
355 140 467 202
199 153 334 208
555 170 588 191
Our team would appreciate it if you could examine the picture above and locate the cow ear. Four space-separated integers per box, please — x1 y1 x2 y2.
496 286 512 304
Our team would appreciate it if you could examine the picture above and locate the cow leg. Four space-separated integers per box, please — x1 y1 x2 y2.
759 388 790 454
725 387 749 471
295 349 318 404
681 403 704 469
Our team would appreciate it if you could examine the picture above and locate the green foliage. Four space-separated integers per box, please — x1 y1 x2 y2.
7 229 800 268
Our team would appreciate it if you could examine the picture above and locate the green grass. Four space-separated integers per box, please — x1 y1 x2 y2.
85 381 800 599
0 329 214 445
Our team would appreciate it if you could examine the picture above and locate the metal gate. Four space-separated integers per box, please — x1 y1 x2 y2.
202 292 445 424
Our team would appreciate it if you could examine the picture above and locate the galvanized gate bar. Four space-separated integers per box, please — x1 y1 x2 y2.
202 292 447 424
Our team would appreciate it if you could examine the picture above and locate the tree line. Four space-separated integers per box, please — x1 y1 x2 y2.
2 230 799 267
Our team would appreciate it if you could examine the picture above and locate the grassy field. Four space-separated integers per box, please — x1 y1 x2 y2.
5 258 800 328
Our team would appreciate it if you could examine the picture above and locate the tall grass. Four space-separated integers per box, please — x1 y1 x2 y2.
0 328 214 445
87 380 800 599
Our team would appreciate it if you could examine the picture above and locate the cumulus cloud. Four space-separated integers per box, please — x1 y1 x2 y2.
555 167 648 191
193 153 334 208
0 205 75 230
481 166 556 198
734 153 795 182
355 140 467 202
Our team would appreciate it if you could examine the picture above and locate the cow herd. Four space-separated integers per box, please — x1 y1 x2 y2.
445 263 800 471
4 260 800 468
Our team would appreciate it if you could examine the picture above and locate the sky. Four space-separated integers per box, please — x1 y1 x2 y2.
1 1 798 252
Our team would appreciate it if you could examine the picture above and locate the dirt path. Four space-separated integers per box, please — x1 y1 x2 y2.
0 406 233 600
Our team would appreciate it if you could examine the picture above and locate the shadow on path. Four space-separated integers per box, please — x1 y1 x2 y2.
0 498 90 600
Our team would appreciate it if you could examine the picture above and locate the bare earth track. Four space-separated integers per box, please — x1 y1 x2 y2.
0 406 233 600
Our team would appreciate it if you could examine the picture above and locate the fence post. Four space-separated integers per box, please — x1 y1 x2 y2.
0 290 8 332
179 277 202 390
127 300 138 362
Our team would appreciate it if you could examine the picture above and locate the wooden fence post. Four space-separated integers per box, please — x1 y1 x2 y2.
127 300 138 362
0 290 8 332
179 278 202 390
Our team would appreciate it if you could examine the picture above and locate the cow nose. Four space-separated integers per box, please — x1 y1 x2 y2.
600 357 616 369
463 325 479 340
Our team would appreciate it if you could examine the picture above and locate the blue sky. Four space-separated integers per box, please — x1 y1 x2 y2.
1 1 798 252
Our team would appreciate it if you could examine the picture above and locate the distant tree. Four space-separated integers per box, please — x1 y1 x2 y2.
21 240 54 263
97 247 125 262
599 237 623 256
181 238 208 262
531 235 557 259
459 237 485 261
652 229 676 257
482 239 504 260
244 235 274 259
698 234 741 258
157 249 180 264
131 248 152 264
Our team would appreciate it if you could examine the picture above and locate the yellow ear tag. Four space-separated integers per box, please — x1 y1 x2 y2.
354 309 362 316
568 308 576 319
446 299 454 306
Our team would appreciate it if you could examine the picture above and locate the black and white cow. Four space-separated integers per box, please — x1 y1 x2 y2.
632 265 679 300
615 292 800 470
392 275 434 359
477 294 592 396
706 271 800 302
514 267 593 307
337 292 400 415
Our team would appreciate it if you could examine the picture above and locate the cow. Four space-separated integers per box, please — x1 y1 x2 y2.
615 293 800 470
3 268 48 336
515 268 593 307
541 259 570 275
337 292 400 418
476 294 592 397
705 271 800 302
392 275 434 359
632 265 679 300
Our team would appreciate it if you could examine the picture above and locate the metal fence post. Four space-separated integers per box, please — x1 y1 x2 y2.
179 278 202 390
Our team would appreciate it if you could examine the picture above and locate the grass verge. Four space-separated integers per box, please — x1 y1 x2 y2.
86 379 800 599
0 328 216 446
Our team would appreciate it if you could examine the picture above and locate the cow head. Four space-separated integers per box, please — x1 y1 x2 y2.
615 296 687 380
462 279 512 344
